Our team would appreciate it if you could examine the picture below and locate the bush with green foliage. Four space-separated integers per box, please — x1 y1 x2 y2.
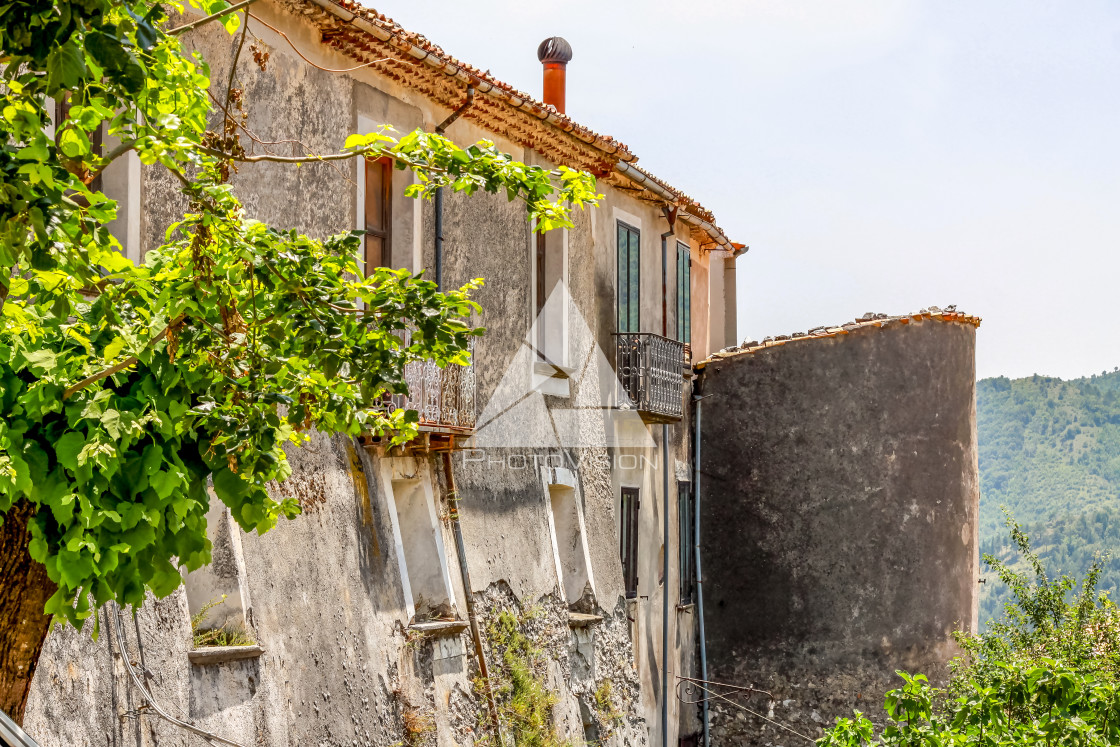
817 517 1120 746
481 607 572 747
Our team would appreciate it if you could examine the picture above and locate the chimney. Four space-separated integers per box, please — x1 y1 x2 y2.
537 37 573 114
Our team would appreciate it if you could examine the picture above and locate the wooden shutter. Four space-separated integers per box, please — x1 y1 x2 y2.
364 157 392 274
617 222 640 333
620 487 640 598
677 242 691 344
678 481 694 604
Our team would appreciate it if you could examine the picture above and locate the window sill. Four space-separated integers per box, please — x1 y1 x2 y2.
188 644 263 665
408 619 469 637
533 361 575 379
568 613 603 628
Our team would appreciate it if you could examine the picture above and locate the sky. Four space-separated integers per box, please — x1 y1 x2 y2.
379 1 1120 380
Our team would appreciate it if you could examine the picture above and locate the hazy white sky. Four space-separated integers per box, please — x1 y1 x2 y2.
380 1 1120 380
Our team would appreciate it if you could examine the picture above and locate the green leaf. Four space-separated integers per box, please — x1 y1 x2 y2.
222 11 241 34
85 31 129 74
22 349 58 376
103 337 125 360
100 409 121 439
150 469 181 501
212 467 249 505
46 43 87 90
55 432 85 472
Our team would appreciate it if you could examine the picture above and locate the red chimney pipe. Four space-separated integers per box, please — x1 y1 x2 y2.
537 37 573 114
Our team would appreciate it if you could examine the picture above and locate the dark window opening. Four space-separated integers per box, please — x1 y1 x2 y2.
617 221 640 334
678 480 695 605
364 156 392 273
676 241 691 344
620 487 640 599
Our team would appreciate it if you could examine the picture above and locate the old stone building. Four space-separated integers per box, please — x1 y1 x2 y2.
24 2 739 747
19 3 984 747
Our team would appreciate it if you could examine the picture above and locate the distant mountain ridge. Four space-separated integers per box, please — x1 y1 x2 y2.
978 368 1120 622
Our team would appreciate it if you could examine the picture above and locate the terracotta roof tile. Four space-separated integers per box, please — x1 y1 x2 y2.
695 306 982 369
291 0 740 252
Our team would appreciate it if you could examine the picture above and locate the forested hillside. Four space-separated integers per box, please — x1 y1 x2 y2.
978 369 1120 622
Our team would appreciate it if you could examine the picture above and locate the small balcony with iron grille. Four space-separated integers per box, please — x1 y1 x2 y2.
613 333 685 423
370 334 477 449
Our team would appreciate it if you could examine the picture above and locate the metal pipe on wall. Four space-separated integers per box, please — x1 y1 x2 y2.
433 87 475 290
693 388 710 747
440 451 502 741
662 422 670 747
660 213 676 747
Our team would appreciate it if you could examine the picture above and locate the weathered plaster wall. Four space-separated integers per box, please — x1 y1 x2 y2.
697 319 980 745
24 2 727 745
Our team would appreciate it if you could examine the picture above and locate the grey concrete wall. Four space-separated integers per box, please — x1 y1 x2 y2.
697 318 979 745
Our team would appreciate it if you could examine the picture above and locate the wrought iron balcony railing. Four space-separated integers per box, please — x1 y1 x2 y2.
613 333 685 423
380 334 476 433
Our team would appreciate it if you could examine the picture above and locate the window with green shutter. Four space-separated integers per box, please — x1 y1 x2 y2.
676 241 691 344
617 221 641 333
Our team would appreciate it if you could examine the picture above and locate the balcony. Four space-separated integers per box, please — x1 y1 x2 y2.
373 335 476 447
613 333 685 423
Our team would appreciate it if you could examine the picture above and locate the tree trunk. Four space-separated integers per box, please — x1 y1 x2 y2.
0 500 55 725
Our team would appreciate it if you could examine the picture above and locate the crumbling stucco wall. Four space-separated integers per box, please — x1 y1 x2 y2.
24 2 711 745
697 317 980 745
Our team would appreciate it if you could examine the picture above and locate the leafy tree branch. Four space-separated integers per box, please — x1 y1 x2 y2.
167 0 261 36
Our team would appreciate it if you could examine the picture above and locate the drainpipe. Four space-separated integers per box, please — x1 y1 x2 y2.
660 209 676 747
433 87 475 290
661 420 670 747
693 386 710 747
440 450 502 742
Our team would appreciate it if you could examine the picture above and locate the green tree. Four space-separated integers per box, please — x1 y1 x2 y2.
0 0 600 721
818 517 1120 747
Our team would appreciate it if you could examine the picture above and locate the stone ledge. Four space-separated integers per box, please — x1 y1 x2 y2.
187 644 263 665
408 620 469 637
533 361 575 379
568 613 603 628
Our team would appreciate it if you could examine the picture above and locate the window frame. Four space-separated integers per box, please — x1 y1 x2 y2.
620 486 640 599
534 227 568 366
363 155 393 274
678 480 695 605
616 221 641 334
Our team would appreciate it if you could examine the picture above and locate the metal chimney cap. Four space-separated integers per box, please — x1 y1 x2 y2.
537 36 573 64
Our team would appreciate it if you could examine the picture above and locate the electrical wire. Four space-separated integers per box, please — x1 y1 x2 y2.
247 12 389 73
110 604 249 747
676 676 817 744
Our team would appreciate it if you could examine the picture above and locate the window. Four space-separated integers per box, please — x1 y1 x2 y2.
678 481 695 605
676 242 691 344
548 483 593 605
619 487 640 599
381 459 456 622
364 156 392 273
534 228 567 365
182 495 254 646
51 97 141 262
617 221 640 333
